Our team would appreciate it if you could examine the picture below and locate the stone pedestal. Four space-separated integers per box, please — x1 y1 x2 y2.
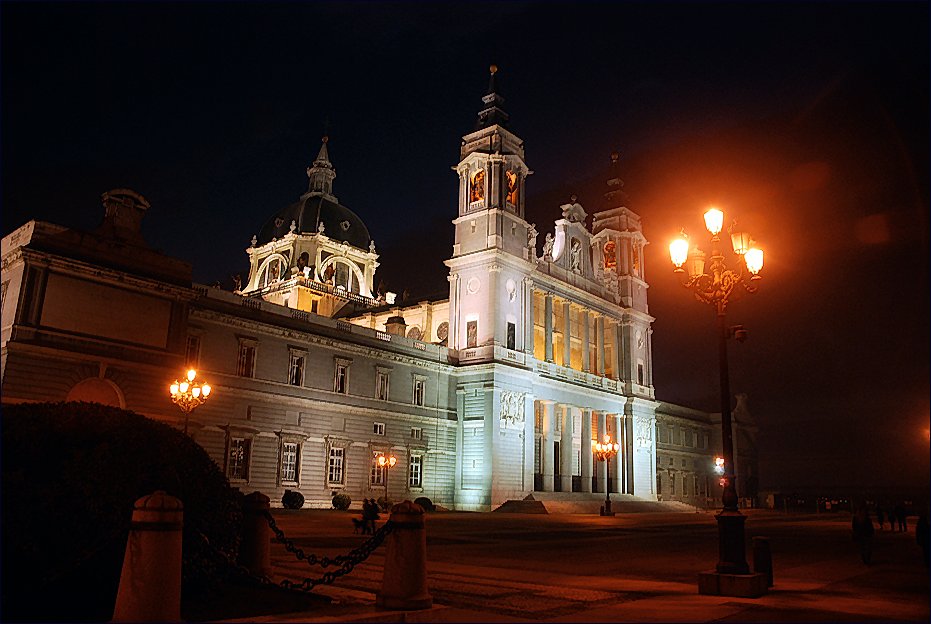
112 491 183 622
716 510 749 574
377 501 433 610
698 571 768 597
239 491 272 577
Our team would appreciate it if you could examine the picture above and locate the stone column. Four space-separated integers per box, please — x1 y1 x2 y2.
560 405 573 493
448 273 460 350
596 315 606 376
523 280 535 354
542 401 555 491
581 309 591 372
612 321 623 381
596 411 607 493
562 300 572 369
581 408 593 493
544 293 554 362
612 413 623 494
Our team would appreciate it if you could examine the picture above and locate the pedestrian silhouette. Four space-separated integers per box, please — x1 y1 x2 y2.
876 505 885 531
852 504 875 565
894 503 907 532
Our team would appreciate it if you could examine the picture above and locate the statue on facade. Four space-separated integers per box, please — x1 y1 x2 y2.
527 223 538 250
542 233 555 261
569 239 582 273
560 196 587 224
231 273 242 292
317 221 326 234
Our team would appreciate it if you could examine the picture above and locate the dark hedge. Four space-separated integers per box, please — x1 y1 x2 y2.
1 402 243 622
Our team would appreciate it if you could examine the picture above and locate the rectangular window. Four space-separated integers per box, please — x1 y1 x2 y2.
185 335 201 368
237 342 256 378
289 352 305 386
410 427 423 440
327 447 344 485
371 451 387 486
413 378 426 406
506 321 516 350
637 363 644 385
409 455 423 488
334 363 348 394
280 442 299 483
466 320 478 348
376 371 390 400
227 437 251 480
670 474 677 495
373 422 385 436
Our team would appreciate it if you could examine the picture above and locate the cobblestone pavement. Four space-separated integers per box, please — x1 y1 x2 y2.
241 509 929 622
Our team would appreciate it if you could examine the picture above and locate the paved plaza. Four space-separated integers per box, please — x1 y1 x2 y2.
225 508 929 622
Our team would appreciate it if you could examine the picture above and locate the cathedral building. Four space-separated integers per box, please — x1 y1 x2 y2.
1 68 758 510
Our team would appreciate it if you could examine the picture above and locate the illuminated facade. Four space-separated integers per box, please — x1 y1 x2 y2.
0 70 757 510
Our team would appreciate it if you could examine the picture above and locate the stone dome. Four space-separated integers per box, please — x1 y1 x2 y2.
256 194 371 250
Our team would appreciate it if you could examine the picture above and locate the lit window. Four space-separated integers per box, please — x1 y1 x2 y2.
227 437 251 481
376 370 390 400
237 341 256 378
327 447 344 485
373 422 385 436
280 442 299 483
413 378 426 406
410 427 423 440
289 352 305 386
409 455 423 488
185 335 201 368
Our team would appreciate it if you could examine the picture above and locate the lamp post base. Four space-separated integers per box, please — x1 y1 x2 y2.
698 570 768 597
600 498 614 516
716 509 750 574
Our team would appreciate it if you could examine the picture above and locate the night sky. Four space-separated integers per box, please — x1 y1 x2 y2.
3 2 928 495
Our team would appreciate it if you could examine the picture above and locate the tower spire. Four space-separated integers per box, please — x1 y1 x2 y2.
604 151 629 207
306 135 337 198
476 64 509 130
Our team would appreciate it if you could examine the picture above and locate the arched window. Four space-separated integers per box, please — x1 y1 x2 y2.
257 255 289 288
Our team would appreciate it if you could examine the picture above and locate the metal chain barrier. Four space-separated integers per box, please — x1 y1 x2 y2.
262 510 394 592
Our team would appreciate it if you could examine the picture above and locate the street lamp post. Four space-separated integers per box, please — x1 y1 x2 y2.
169 369 212 435
593 435 620 516
377 453 397 505
669 207 764 575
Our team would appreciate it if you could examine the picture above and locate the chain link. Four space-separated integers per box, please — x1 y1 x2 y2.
262 510 394 592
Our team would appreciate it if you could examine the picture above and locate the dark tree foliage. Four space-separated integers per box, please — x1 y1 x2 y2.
1 402 243 622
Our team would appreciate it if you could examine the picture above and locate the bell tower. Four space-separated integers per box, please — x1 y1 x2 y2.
445 66 537 354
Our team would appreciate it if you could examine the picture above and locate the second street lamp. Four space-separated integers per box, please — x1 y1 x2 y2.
593 435 620 516
669 206 764 576
377 453 397 505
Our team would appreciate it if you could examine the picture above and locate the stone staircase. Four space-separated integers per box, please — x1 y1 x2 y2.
492 492 700 514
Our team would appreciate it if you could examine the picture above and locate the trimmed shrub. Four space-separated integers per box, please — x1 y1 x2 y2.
414 496 436 512
331 492 352 510
376 496 391 512
282 489 305 509
1 402 242 622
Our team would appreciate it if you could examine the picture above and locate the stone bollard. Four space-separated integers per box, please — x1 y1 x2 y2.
112 491 183 622
239 491 272 577
752 536 773 587
376 500 433 610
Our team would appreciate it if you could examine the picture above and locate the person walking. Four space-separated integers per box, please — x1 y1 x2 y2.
894 503 907 533
852 504 875 565
875 505 885 531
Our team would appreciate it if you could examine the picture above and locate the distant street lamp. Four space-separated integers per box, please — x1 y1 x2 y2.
169 369 212 435
377 453 397 504
593 435 620 516
669 207 763 575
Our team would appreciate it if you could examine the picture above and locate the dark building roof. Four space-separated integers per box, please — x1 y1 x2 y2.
256 194 371 250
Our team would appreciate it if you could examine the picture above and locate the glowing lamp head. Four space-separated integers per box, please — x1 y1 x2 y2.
170 383 179 395
187 369 197 382
389 456 397 467
202 383 211 397
703 208 724 236
179 381 189 394
745 247 764 275
714 457 725 475
686 248 706 278
669 236 689 268
192 386 201 398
